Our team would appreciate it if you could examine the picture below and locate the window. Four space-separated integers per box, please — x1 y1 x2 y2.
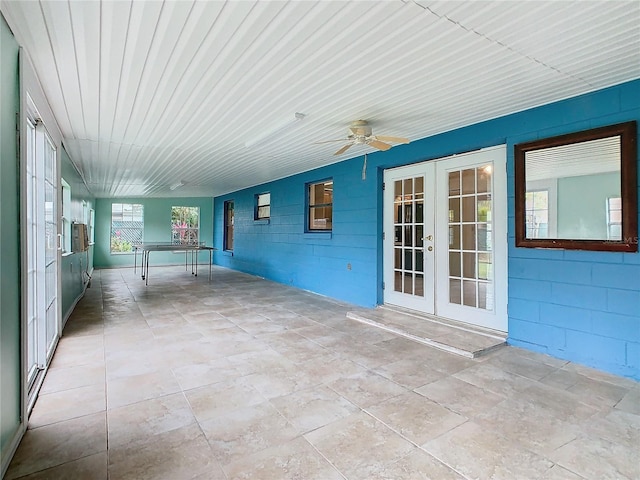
524 190 548 238
255 192 271 220
89 208 95 244
61 178 71 253
224 200 234 251
307 179 333 231
172 206 200 245
110 203 143 253
607 197 622 240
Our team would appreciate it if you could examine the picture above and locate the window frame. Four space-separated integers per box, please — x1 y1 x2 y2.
171 206 200 245
254 192 271 221
306 179 333 232
88 208 95 244
224 200 234 251
606 196 622 240
110 202 144 254
61 178 71 254
524 189 549 239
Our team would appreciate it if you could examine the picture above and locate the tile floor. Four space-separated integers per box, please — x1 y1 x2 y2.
6 266 640 480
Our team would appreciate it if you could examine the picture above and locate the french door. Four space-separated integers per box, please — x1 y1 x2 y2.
383 146 507 332
25 114 60 410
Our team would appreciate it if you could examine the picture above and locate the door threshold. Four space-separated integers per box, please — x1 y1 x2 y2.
346 305 506 359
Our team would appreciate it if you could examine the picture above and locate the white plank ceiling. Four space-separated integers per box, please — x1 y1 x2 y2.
1 0 639 198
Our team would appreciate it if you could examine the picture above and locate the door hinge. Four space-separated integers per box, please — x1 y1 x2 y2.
382 282 385 290
382 182 385 191
382 232 385 240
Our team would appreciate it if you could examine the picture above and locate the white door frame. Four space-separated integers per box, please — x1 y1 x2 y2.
383 145 508 332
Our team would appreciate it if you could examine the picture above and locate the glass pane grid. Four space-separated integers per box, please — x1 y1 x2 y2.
392 176 424 297
448 166 494 310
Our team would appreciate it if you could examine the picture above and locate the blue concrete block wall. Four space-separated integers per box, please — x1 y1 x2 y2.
215 79 640 380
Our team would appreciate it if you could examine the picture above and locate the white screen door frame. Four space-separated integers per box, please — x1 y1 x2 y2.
23 93 61 414
383 145 507 332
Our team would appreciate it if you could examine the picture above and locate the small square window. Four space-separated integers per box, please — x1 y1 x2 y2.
255 192 271 220
307 179 333 231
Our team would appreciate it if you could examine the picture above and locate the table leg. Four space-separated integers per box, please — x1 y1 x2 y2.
145 250 150 286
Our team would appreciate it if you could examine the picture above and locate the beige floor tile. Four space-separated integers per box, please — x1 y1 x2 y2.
29 384 106 428
474 400 579 456
13 452 107 480
223 437 343 480
171 357 239 390
539 367 582 390
5 413 107 480
48 337 105 369
328 370 407 409
540 464 585 480
453 362 536 396
414 375 504 417
579 408 640 449
331 339 402 370
295 354 366 385
39 363 105 395
61 319 105 338
270 385 359 433
107 393 196 449
563 362 639 389
200 401 299 465
485 348 561 380
423 421 553 480
243 365 320 399
364 449 466 480
304 411 416 479
373 358 447 389
515 382 600 423
551 434 639 479
184 377 265 423
615 387 640 415
108 423 223 480
566 375 630 408
366 391 467 445
226 348 296 376
106 369 181 409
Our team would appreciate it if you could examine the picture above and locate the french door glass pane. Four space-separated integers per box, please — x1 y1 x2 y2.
392 175 425 296
448 165 494 310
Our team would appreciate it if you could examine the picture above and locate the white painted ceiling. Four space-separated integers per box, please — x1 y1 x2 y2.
1 0 639 198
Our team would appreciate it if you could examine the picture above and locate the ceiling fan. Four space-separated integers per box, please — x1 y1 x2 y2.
315 120 410 155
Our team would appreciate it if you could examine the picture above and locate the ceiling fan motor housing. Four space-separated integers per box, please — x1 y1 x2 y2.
350 120 372 137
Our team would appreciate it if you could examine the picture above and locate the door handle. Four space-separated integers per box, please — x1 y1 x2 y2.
426 235 433 241
427 246 433 252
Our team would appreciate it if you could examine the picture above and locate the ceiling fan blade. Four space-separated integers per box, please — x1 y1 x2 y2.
334 144 353 155
313 139 348 145
368 139 392 151
375 135 410 144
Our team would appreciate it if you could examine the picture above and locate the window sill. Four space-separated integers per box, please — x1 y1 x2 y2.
303 232 332 240
222 250 234 257
62 251 73 257
254 219 270 225
111 252 135 255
